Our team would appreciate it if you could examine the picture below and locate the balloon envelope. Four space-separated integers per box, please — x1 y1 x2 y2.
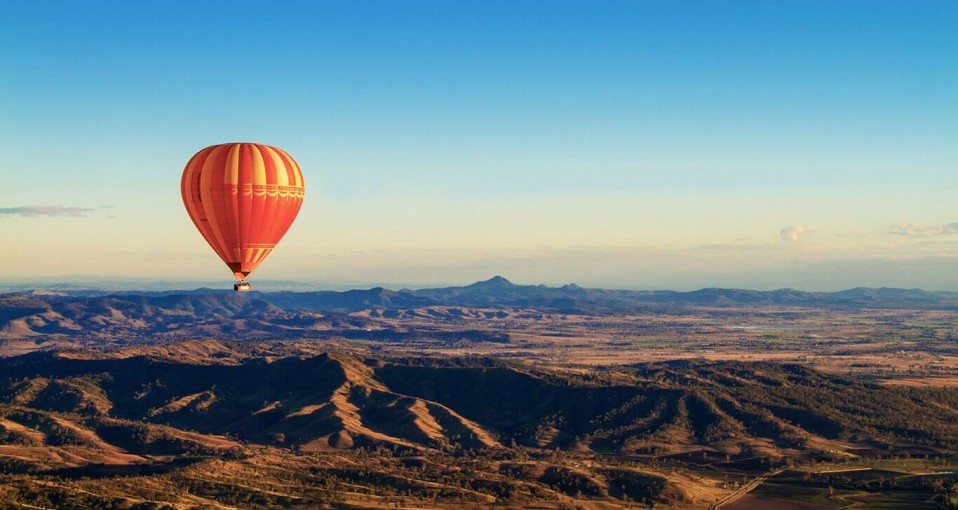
181 143 305 281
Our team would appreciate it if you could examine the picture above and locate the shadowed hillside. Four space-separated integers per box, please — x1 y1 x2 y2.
0 343 956 508
2 346 956 461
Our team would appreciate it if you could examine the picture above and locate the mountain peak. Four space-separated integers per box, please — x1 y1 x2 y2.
469 276 515 288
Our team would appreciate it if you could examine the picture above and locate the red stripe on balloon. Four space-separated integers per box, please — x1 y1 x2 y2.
256 144 279 269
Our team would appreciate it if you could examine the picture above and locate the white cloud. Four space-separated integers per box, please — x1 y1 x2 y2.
890 222 958 238
0 206 95 218
780 225 805 242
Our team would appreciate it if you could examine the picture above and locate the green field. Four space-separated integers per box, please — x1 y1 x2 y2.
743 463 958 510
847 492 939 509
751 483 845 506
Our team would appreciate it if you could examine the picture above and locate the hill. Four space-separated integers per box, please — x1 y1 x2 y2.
0 344 955 508
2 346 955 458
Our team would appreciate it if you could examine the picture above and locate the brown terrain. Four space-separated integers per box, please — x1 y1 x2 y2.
0 278 956 508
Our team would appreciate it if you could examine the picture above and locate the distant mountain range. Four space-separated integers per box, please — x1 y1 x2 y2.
410 276 958 312
6 276 958 313
2 276 957 349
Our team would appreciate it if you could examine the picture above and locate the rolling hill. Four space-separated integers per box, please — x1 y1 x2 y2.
2 344 956 460
0 342 955 508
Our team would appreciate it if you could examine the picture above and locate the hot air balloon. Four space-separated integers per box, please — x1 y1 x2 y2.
181 143 305 291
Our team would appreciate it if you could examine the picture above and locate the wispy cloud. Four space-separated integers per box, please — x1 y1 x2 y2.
780 225 805 242
0 206 95 218
890 222 958 238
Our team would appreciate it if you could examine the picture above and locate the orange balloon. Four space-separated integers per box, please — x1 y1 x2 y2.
181 143 305 284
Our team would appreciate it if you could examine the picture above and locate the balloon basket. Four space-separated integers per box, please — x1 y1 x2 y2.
234 281 252 292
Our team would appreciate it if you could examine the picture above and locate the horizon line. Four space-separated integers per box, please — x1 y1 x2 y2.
1 275 954 295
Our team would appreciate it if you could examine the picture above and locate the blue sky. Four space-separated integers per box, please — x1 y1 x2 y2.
2 1 957 290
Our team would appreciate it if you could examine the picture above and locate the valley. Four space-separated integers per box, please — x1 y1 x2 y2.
2 278 956 386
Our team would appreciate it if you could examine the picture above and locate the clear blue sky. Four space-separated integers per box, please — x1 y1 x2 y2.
2 1 957 290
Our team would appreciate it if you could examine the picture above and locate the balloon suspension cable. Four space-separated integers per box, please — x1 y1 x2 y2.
234 280 252 292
